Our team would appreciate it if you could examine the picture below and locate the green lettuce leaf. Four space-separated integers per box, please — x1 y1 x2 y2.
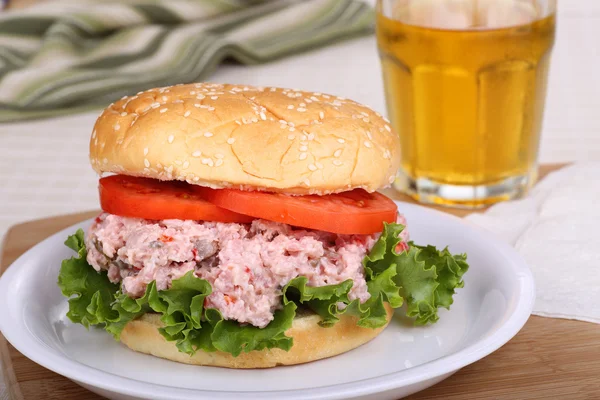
208 303 296 357
283 277 352 327
364 223 469 324
57 229 119 328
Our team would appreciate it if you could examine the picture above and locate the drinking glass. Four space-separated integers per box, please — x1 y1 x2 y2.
377 0 557 208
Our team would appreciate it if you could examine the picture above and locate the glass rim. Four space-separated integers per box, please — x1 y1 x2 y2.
376 0 557 31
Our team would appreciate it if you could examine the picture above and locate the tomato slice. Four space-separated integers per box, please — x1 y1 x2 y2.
99 175 254 223
195 188 398 234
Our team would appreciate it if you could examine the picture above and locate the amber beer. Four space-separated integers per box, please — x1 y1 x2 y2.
377 0 556 207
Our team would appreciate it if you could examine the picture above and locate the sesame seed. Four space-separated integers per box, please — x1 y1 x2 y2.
367 131 373 140
201 158 211 165
204 132 213 137
215 153 224 159
197 94 206 100
168 135 174 143
360 111 369 117
194 104 201 108
385 125 391 132
334 149 342 157
288 122 295 127
333 160 343 166
300 145 308 152
287 134 295 140
162 96 168 102
287 105 294 110
307 132 315 141
113 123 120 131
182 161 190 169
322 94 330 99
319 111 324 120
337 138 345 144
211 96 218 100
208 107 215 111
227 138 236 144
311 96 319 102
308 164 317 171
193 177 200 181
192 151 202 157
299 153 307 160
316 162 324 169
103 158 108 164
184 110 191 117
251 117 258 123
120 112 127 117
215 159 223 167
389 175 395 184
297 107 307 112
303 178 311 186
289 127 295 132
363 118 370 123
143 148 149 156
235 120 241 125
92 130 96 138
190 91 196 95
144 159 150 168
279 120 288 125
383 150 391 159
260 112 266 121
151 102 160 109
300 103 306 107
364 141 372 148
160 108 168 113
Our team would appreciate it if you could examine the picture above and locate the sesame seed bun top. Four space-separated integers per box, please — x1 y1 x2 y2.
89 83 400 195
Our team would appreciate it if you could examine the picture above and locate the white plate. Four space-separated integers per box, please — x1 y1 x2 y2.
0 202 534 400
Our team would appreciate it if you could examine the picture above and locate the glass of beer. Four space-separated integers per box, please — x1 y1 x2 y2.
377 0 556 208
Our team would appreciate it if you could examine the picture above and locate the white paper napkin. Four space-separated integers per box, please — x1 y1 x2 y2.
466 163 600 323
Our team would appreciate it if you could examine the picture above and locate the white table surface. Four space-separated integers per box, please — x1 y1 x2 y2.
0 0 599 395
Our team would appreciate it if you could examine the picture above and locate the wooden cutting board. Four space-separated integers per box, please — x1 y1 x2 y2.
1 164 599 400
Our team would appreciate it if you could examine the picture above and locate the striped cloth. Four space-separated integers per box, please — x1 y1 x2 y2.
0 0 374 122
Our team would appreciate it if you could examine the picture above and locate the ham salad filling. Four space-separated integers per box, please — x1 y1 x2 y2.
85 213 409 328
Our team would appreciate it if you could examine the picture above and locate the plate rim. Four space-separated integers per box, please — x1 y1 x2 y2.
0 202 535 400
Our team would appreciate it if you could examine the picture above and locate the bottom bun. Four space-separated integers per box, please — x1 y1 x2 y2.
120 304 394 369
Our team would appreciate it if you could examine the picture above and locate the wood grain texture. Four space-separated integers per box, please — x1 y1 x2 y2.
1 164 599 400
6 0 46 10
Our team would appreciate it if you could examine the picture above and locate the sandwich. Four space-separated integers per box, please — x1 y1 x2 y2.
57 83 468 369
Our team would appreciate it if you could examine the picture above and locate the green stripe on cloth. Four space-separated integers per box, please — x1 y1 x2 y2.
0 0 374 122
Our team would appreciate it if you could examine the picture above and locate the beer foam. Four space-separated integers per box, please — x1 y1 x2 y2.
392 0 541 30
